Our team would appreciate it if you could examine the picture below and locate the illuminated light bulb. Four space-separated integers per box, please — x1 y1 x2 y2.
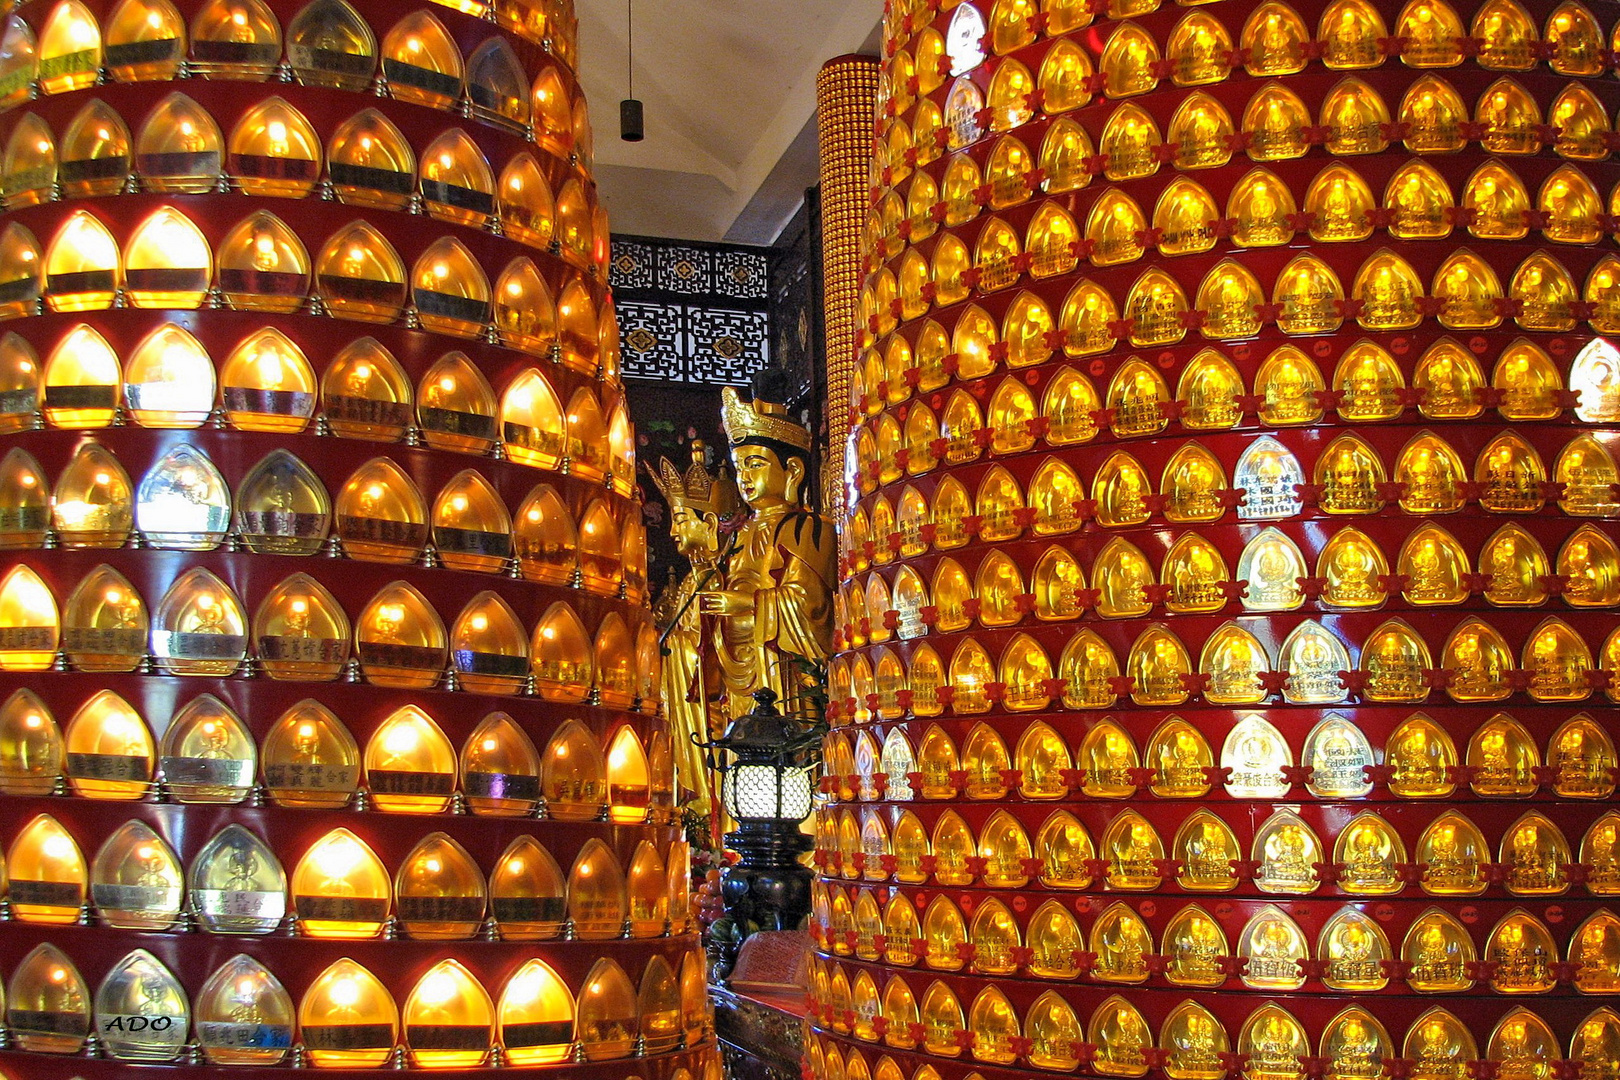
314 219 407 322
601 724 650 824
395 832 485 940
0 687 62 794
319 336 410 441
530 600 593 702
188 823 286 933
354 580 446 688
403 959 493 1068
554 178 594 262
557 281 601 374
104 0 184 81
216 210 310 313
381 10 463 109
292 827 389 936
594 614 637 710
6 813 86 922
449 594 527 695
260 699 358 808
235 449 331 555
286 0 375 89
190 0 281 79
133 93 221 191
42 323 118 427
2 117 57 212
0 564 56 670
63 689 152 798
364 704 455 812
334 456 428 563
195 954 294 1064
498 154 555 246
431 470 512 574
416 350 496 453
1387 713 1458 796
457 711 537 814
411 236 491 337
0 334 39 438
299 959 397 1067
326 107 415 210
57 99 131 199
576 958 637 1059
37 0 102 93
499 369 571 471
7 942 90 1052
464 36 527 128
123 323 215 427
252 572 349 680
135 444 231 549
498 959 573 1064
489 835 565 938
158 693 255 802
220 328 317 432
0 17 39 113
492 257 557 355
538 719 606 821
90 819 181 929
151 566 247 676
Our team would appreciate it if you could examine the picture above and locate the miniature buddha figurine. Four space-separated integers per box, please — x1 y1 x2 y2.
1504 818 1567 894
1586 818 1620 892
648 445 740 813
1490 918 1553 991
1109 818 1163 889
701 373 837 719
1411 1016 1469 1080
1260 820 1317 892
1166 910 1226 986
1340 818 1398 893
1326 1014 1385 1080
1170 1008 1224 1077
1246 1010 1307 1080
1323 918 1386 990
1180 818 1238 890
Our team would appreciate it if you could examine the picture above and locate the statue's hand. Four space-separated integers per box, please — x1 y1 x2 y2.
697 590 753 616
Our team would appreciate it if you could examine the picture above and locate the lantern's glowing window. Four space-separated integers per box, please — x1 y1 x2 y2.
105 0 185 81
52 441 133 548
195 955 294 1066
189 0 281 80
216 210 310 313
286 0 375 90
38 0 102 94
136 444 230 550
2 117 57 217
298 959 398 1068
417 351 496 454
354 580 445 688
327 108 415 210
8 814 86 926
292 827 390 936
134 93 221 192
220 328 316 432
315 219 407 323
335 456 428 564
123 324 213 429
227 97 320 197
236 448 331 555
411 236 491 337
123 206 211 308
395 835 486 942
44 210 120 313
43 323 119 427
151 566 247 676
382 11 463 110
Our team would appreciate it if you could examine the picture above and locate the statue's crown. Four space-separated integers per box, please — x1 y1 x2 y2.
721 385 813 454
646 442 740 519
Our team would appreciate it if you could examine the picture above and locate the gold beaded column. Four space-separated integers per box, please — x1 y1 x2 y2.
815 5 1620 1080
818 53 882 535
0 0 717 1076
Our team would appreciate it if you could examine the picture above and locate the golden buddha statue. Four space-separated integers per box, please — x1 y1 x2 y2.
701 374 837 719
648 443 740 813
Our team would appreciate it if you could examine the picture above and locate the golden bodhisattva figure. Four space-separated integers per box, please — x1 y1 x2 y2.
700 376 837 721
648 443 740 815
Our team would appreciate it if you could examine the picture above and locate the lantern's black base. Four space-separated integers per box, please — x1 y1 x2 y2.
710 824 814 978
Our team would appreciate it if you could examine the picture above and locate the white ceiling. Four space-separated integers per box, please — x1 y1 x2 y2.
577 1 882 245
